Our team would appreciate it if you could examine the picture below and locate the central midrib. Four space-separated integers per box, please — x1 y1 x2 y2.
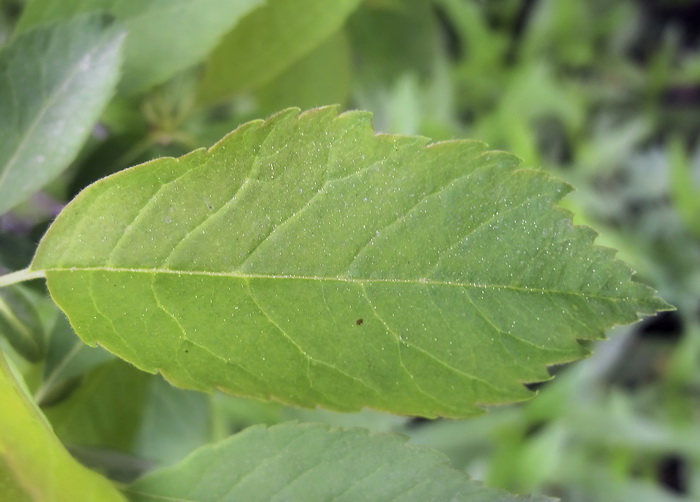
39 265 621 301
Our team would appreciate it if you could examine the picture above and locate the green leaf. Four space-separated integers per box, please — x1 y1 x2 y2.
0 285 45 362
0 352 126 501
17 0 263 94
36 313 115 406
132 374 212 468
0 14 125 214
44 359 151 453
43 358 212 470
0 458 33 502
254 30 353 115
197 0 363 104
348 0 439 85
126 422 552 502
26 107 667 418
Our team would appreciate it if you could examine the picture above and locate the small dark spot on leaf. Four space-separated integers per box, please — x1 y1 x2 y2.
356 319 364 325
184 349 189 353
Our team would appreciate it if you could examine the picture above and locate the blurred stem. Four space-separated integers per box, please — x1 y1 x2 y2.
150 130 199 151
669 135 700 238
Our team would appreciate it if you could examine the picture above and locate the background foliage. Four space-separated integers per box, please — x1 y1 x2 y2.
0 0 698 500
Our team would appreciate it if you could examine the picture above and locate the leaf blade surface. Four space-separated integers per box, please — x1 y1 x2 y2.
30 107 668 417
126 422 552 502
0 14 124 214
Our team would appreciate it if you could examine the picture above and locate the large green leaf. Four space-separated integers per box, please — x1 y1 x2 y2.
17 0 263 94
14 107 667 418
0 14 124 214
0 352 126 501
197 0 362 103
126 422 552 502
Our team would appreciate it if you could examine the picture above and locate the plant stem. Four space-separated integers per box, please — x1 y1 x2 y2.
0 269 45 288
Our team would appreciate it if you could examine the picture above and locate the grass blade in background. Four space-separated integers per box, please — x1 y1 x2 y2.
0 14 124 215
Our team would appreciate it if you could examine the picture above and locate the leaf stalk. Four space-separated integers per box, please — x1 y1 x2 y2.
0 269 45 288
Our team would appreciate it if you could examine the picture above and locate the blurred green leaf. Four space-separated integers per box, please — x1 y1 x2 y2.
42 356 212 473
36 313 114 406
127 422 554 502
440 0 510 110
404 410 521 475
348 0 438 85
0 352 126 501
197 0 362 103
282 406 408 433
44 359 151 453
561 465 687 502
0 14 124 214
254 30 352 114
17 0 263 94
0 285 45 362
132 375 212 468
473 63 585 166
0 458 32 502
576 117 650 176
520 0 594 66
